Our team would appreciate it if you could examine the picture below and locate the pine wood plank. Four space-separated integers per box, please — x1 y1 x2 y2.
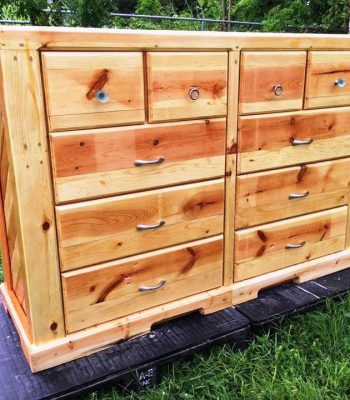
57 179 224 271
5 28 350 52
223 51 239 285
62 236 223 332
239 51 306 115
42 52 145 131
238 107 350 173
235 207 347 281
147 52 228 122
236 159 350 228
0 49 64 344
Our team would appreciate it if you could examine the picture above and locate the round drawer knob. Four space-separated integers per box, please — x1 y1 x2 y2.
335 78 346 88
189 87 200 100
273 84 283 96
95 90 109 103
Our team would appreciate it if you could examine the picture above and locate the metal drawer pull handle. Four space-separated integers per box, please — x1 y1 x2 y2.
291 138 314 146
95 90 109 103
335 78 346 88
139 280 166 292
273 84 283 96
134 157 165 167
285 241 306 249
288 191 309 200
189 87 200 100
137 220 165 231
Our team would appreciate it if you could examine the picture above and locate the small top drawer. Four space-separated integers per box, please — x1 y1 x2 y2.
42 52 145 131
305 51 350 109
147 52 227 122
239 51 306 115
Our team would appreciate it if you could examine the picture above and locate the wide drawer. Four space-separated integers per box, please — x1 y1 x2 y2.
236 158 350 228
62 236 223 333
305 51 350 109
147 52 227 122
234 207 347 282
238 108 350 173
50 118 226 203
42 52 145 131
56 180 224 271
239 51 306 115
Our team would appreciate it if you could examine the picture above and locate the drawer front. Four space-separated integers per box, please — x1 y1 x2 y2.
62 236 223 333
50 119 226 203
147 52 227 122
305 51 350 109
239 51 306 115
236 159 350 229
42 52 145 131
238 108 350 173
234 207 347 282
57 180 224 271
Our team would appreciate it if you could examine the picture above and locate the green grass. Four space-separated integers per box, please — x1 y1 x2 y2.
81 297 350 400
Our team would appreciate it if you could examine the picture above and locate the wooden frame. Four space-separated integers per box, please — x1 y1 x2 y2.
1 26 350 372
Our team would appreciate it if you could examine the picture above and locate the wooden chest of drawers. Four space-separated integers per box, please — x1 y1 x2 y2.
2 27 350 372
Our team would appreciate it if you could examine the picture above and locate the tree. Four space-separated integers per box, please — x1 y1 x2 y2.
234 0 350 33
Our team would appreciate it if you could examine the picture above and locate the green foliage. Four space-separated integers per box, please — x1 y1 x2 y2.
66 0 115 27
136 0 162 16
235 0 350 33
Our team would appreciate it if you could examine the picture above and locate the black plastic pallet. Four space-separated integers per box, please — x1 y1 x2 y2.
0 304 250 400
1 267 350 400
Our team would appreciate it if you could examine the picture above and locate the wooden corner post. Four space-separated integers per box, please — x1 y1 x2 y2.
0 48 65 344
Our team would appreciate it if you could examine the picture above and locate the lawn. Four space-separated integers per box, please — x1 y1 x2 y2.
1 263 350 400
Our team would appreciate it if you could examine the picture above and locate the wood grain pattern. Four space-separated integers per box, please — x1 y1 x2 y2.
239 51 306 115
57 179 224 271
238 107 350 173
223 50 239 285
236 159 350 228
147 52 227 122
50 118 226 203
0 49 65 344
6 27 350 52
62 236 223 332
234 207 347 281
42 52 145 131
305 51 350 109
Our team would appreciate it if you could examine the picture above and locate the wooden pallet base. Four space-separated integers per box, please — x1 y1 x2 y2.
2 248 350 373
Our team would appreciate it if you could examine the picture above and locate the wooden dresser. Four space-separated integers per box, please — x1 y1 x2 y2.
1 27 350 372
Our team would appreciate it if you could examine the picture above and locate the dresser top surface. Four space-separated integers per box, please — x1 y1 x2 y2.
1 26 350 51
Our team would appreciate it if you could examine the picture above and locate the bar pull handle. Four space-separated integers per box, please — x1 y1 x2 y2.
136 220 165 231
139 280 166 292
285 241 306 250
291 138 314 146
134 157 165 167
288 191 309 200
